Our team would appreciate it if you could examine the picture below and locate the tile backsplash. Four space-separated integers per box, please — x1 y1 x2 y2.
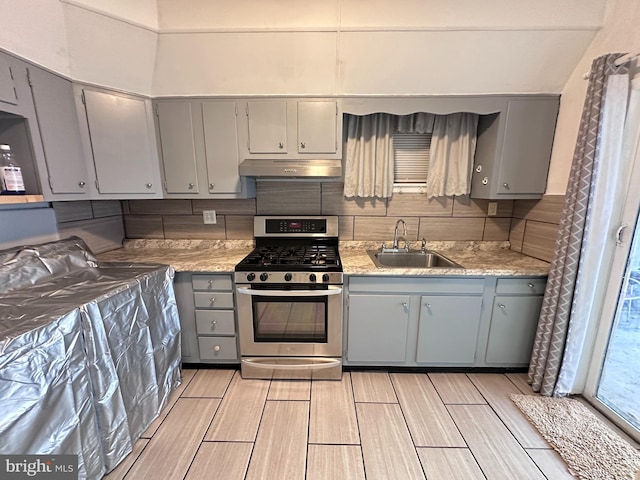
54 182 563 262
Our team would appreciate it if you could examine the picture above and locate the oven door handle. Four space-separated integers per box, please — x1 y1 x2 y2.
236 286 342 297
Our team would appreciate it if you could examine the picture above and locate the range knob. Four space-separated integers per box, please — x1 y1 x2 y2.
309 273 317 283
322 273 330 283
260 273 269 282
284 273 293 282
246 273 255 281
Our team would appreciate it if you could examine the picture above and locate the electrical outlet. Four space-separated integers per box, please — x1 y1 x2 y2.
487 202 498 216
203 210 217 224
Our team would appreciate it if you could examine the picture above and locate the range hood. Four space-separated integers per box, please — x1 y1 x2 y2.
238 159 342 178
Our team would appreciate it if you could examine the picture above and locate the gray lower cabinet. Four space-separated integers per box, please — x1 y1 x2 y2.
484 277 546 365
173 272 239 364
345 275 546 367
347 294 411 363
416 295 483 364
345 276 485 366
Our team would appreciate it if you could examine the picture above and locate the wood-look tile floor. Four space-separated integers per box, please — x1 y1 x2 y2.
104 369 583 480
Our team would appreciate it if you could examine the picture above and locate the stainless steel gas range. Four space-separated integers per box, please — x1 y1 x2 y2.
234 216 343 380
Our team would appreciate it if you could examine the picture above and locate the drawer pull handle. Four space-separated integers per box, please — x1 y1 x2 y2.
527 282 535 288
498 303 506 309
210 320 217 330
208 280 214 286
209 297 215 304
213 345 221 352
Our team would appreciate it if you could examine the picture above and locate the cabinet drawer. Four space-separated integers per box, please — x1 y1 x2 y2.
495 278 546 295
195 310 236 335
198 336 238 361
192 274 233 291
194 291 235 309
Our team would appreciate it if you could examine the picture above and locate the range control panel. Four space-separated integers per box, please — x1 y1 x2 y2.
265 219 327 234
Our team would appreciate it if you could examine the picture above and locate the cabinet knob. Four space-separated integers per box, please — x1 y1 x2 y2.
300 142 306 149
209 183 215 190
278 142 284 149
213 345 221 352
209 297 216 304
401 302 408 309
425 303 432 308
78 181 86 187
498 303 506 309
146 183 153 189
210 320 217 330
502 182 510 189
527 282 535 288
188 183 194 189
208 279 214 286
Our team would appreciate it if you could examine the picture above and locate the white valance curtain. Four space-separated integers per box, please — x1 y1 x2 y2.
343 112 478 199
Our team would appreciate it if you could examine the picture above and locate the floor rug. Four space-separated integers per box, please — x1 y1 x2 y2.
510 394 640 480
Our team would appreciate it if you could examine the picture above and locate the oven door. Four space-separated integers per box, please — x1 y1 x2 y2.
236 284 343 358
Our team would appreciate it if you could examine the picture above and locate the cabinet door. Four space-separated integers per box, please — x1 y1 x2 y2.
0 55 17 106
173 273 200 363
202 101 242 193
247 101 288 153
497 98 558 195
83 89 159 195
347 294 410 362
28 67 89 195
416 295 483 364
156 101 199 194
297 100 337 154
485 295 543 364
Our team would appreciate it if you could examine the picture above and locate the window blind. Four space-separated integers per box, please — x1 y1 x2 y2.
393 133 432 184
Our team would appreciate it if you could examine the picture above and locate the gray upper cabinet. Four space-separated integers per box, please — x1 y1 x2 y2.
241 98 341 160
78 86 162 198
27 66 89 197
155 99 253 198
471 96 559 200
247 101 288 154
0 55 17 107
202 101 243 194
297 100 337 154
156 101 199 194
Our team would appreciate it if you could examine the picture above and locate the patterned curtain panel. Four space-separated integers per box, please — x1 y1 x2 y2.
528 54 629 396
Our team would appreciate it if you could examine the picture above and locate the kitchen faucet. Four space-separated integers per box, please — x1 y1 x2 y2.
392 219 408 251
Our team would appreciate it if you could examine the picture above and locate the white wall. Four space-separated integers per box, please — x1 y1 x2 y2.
1 0 605 97
546 0 640 194
0 0 70 75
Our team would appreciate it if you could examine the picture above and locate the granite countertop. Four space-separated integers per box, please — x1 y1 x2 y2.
98 240 550 277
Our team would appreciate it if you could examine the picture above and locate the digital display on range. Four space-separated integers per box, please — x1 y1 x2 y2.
265 219 327 234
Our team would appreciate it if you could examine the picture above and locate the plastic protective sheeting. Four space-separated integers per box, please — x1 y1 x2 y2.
0 237 182 479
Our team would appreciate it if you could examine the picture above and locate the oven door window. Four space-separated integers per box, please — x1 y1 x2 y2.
252 295 328 343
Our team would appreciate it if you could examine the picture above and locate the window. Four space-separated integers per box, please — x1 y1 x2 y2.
393 133 432 193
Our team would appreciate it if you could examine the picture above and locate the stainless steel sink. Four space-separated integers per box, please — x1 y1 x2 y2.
367 250 463 269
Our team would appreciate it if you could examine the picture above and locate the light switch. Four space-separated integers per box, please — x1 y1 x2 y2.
203 210 217 224
488 202 498 216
